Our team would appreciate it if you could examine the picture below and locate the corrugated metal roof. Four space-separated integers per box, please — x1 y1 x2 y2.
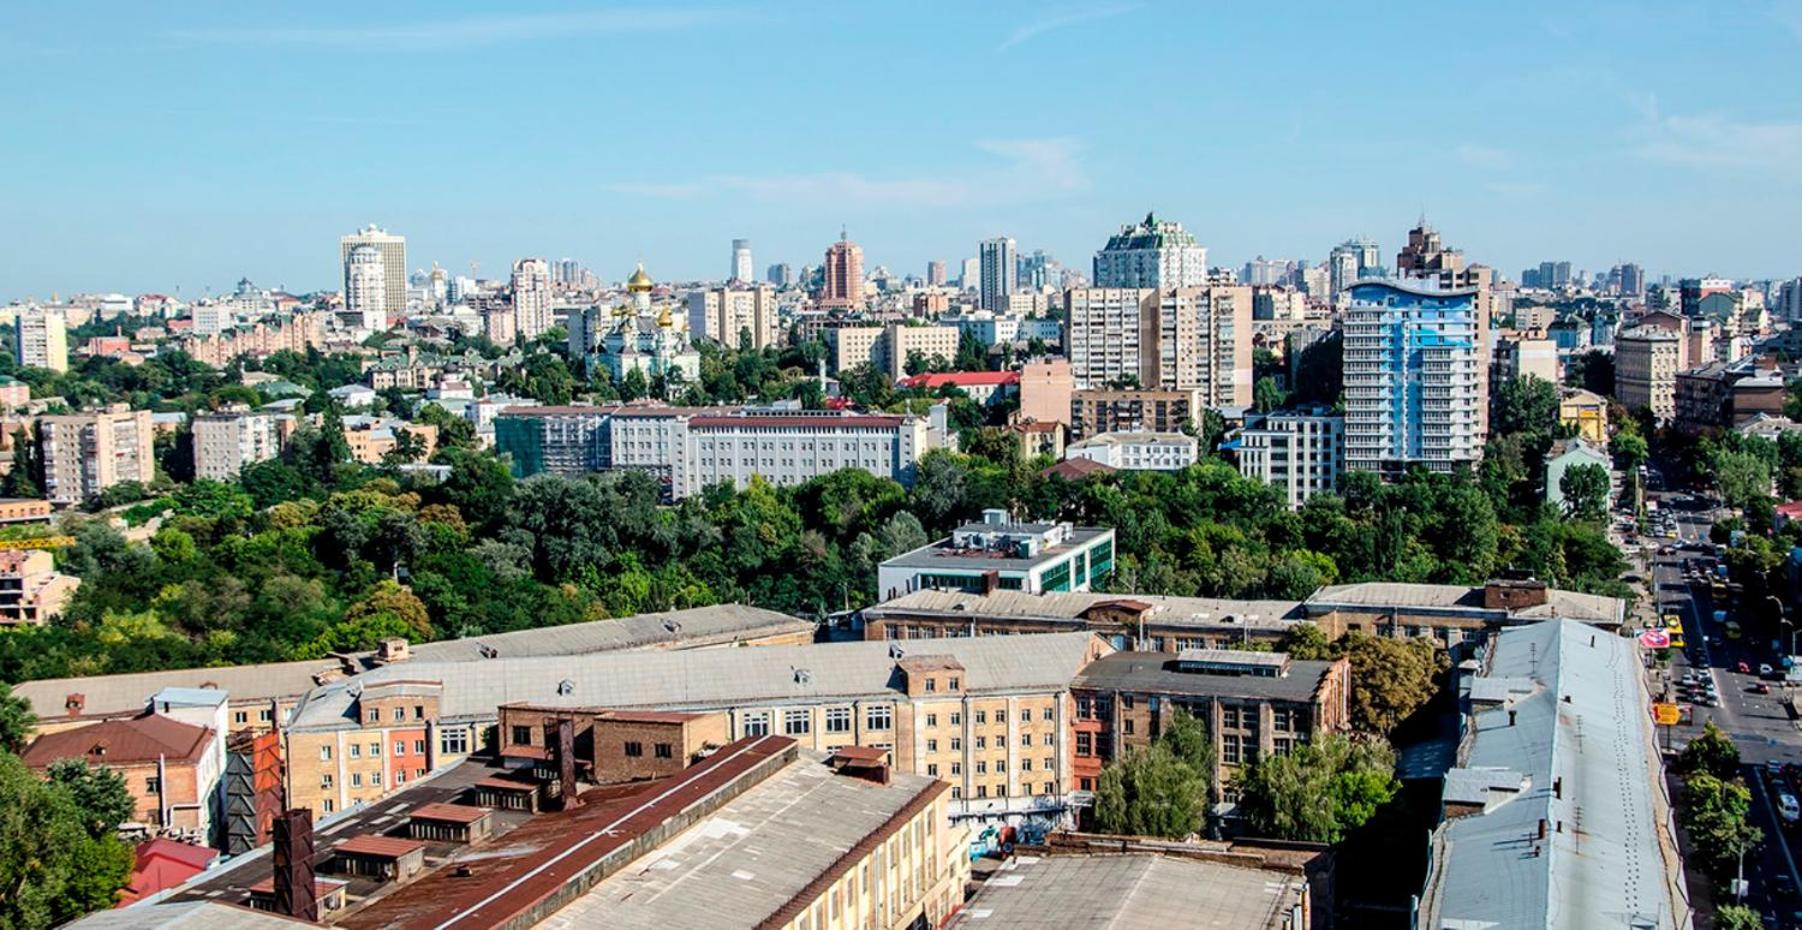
12 605 811 722
1306 582 1623 625
1419 619 1689 929
288 632 1102 730
946 854 1305 929
62 901 314 929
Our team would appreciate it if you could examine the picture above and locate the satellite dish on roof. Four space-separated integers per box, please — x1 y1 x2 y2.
557 679 574 696
889 643 905 660
663 618 682 634
478 644 498 659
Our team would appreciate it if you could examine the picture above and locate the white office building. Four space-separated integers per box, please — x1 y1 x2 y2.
730 239 754 283
340 225 407 320
1064 431 1198 471
344 244 387 333
1092 213 1208 289
1236 408 1345 508
978 237 1018 312
511 258 553 340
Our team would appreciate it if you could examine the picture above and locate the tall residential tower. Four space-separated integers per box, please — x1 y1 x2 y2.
1092 213 1208 289
339 225 407 318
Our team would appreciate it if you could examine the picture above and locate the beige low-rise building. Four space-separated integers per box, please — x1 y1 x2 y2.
0 548 79 626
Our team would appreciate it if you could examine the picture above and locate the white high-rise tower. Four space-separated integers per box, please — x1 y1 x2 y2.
340 224 407 316
731 239 754 283
511 258 553 340
345 244 387 332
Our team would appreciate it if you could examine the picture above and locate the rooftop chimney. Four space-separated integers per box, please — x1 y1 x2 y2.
828 746 892 785
272 808 318 922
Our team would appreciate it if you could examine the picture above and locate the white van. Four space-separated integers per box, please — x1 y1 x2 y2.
1779 793 1800 825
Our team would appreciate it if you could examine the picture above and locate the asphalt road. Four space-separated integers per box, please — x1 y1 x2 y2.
1644 495 1802 924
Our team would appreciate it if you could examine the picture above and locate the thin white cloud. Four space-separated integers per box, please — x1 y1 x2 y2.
170 8 741 50
1455 144 1513 171
606 138 1088 208
999 3 1141 51
1632 95 1802 175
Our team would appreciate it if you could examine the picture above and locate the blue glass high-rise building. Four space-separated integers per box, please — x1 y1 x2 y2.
1343 279 1483 476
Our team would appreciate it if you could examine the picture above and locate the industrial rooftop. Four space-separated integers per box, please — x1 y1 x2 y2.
947 853 1306 929
1417 619 1689 929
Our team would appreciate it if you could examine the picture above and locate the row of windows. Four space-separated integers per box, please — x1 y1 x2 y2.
363 704 430 725
319 739 427 761
946 783 1056 799
924 733 1053 752
742 705 896 737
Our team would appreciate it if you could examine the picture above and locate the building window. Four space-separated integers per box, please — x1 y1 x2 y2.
744 711 771 737
927 764 939 777
392 707 404 722
976 736 987 750
948 677 960 690
371 771 382 786
951 762 962 775
976 761 987 775
949 713 962 726
976 786 988 798
322 799 334 814
927 739 938 752
1077 697 1092 720
1076 732 1093 756
975 711 987 725
1043 707 1055 722
925 713 937 728
440 728 470 755
414 739 426 755
1020 709 1031 723
394 741 406 756
925 678 937 694
865 706 893 730
320 746 332 761
146 776 161 792
1222 707 1240 729
369 742 381 756
233 711 248 725
511 725 534 746
351 773 362 788
1021 734 1033 747
349 744 361 759
784 709 811 736
655 743 673 759
1022 758 1034 772
826 707 853 734
1222 734 1241 765
413 705 425 720
625 741 644 757
260 709 273 723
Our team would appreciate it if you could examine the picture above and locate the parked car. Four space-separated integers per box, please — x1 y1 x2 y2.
1779 792 1800 825
1739 661 1753 674
1753 683 1772 695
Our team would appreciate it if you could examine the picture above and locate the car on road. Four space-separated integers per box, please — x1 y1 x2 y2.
1739 661 1752 674
1780 793 1801 825
1763 664 1777 678
1754 682 1773 694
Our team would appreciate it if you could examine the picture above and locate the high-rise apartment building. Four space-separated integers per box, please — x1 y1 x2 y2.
960 258 980 291
1342 280 1483 476
193 408 283 481
730 238 753 283
1092 213 1208 289
1063 286 1252 408
1328 237 1380 301
1393 221 1495 440
344 243 387 332
687 284 779 349
510 258 553 339
766 263 793 287
38 406 155 505
14 306 68 373
339 225 407 317
819 232 864 309
553 257 580 285
1614 326 1682 422
978 237 1018 312
926 260 948 287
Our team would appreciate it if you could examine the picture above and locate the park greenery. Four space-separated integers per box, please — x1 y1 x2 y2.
1233 734 1399 844
1673 722 1762 885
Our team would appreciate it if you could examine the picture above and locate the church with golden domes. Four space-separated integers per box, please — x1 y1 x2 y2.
571 263 701 384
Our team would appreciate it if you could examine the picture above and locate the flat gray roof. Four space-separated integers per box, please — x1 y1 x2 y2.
880 526 1113 574
63 901 312 929
1305 582 1624 626
948 854 1305 929
288 632 1103 730
13 605 812 723
866 589 1304 631
1073 652 1334 703
1419 619 1689 929
540 755 943 929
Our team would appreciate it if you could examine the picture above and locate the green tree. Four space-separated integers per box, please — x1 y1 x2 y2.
1253 376 1286 413
1610 431 1648 469
1559 462 1610 521
384 428 427 465
1091 711 1214 837
1234 734 1398 843
2 428 40 498
1279 623 1334 660
1678 772 1762 879
1716 905 1763 930
0 691 35 754
1493 374 1560 443
1342 632 1446 737
1676 720 1740 781
0 751 135 926
1714 450 1772 511
44 759 134 838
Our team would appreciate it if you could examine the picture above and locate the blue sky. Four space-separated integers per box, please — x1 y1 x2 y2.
3 1 1801 300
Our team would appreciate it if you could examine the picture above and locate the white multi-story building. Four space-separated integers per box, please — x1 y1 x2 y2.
687 284 779 349
1092 213 1208 289
877 510 1116 599
1064 431 1199 471
38 406 155 505
730 238 754 283
978 237 1018 312
192 408 283 480
496 406 928 499
511 258 553 340
1237 408 1345 508
1615 326 1683 423
344 243 387 333
14 306 68 372
190 301 232 338
676 411 927 499
1342 280 1483 476
340 225 406 320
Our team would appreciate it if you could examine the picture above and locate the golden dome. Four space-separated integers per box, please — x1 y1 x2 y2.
626 263 654 293
656 306 673 328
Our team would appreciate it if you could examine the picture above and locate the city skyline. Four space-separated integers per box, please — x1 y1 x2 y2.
4 1 1802 299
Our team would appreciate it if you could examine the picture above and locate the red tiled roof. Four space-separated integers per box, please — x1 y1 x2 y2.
1041 457 1117 480
897 371 1020 389
410 803 490 825
1776 501 1802 517
336 835 426 859
119 839 217 905
22 713 212 768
